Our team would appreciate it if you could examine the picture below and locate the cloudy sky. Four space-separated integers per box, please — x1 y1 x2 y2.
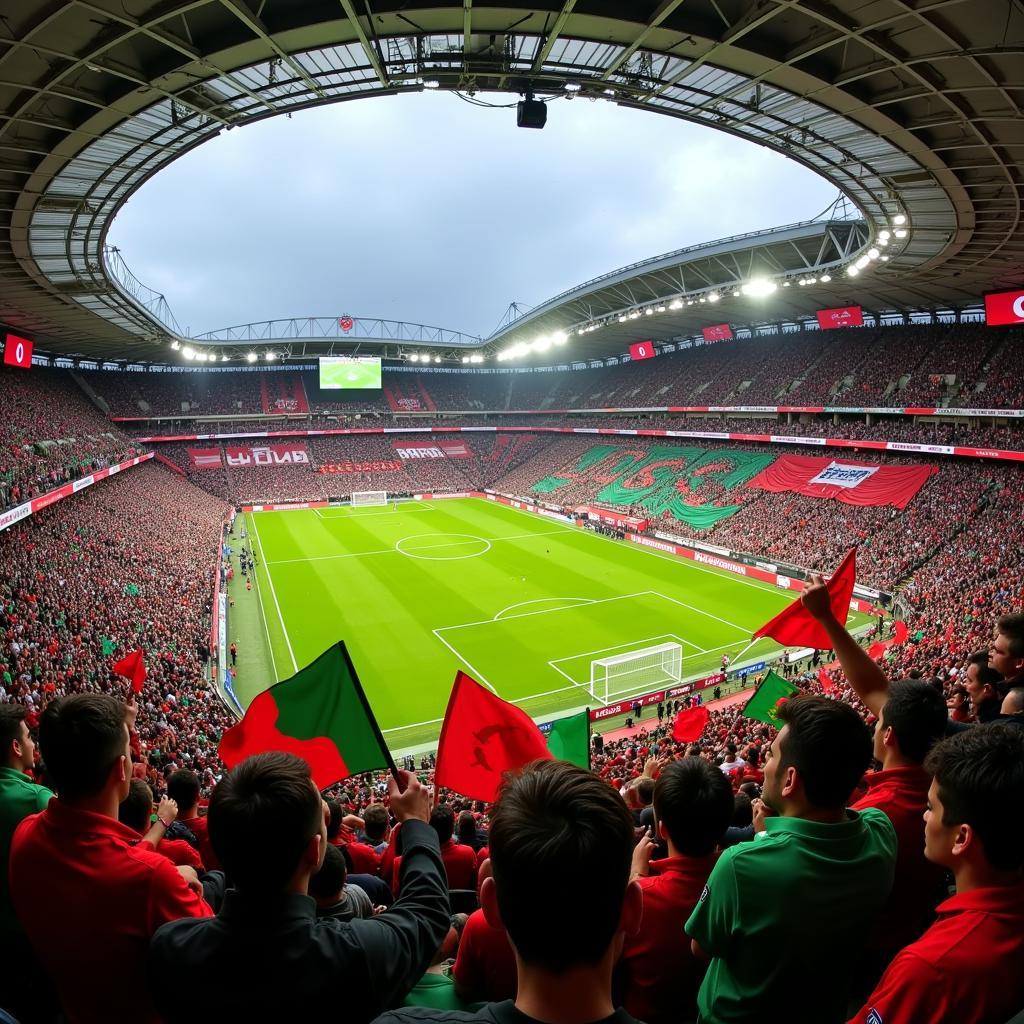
109 92 838 339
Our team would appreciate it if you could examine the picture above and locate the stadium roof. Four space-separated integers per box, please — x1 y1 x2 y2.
1 1 1021 364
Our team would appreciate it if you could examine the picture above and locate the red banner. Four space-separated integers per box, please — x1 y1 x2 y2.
746 454 936 509
629 341 656 361
319 461 403 473
260 374 309 415
816 305 864 329
984 289 1024 326
2 333 33 368
187 448 223 470
225 443 310 467
391 439 472 459
702 324 733 342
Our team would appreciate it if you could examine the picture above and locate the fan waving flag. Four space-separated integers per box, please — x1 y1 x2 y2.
673 705 711 743
752 548 857 650
435 672 554 802
218 643 392 791
743 670 800 725
112 649 146 694
545 710 590 769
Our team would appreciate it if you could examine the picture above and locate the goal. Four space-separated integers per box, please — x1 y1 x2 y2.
590 642 683 703
351 491 388 507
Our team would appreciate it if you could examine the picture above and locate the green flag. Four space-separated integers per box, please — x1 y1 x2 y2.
100 637 117 656
545 709 590 768
217 643 392 790
742 670 800 726
124 583 140 597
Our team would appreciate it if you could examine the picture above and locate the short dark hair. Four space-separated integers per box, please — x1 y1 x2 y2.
881 680 948 763
968 649 1004 687
654 758 734 856
309 842 346 901
488 760 634 972
362 803 389 843
430 803 455 844
776 696 872 809
166 769 200 811
325 799 345 840
634 778 655 807
996 614 1024 658
208 753 322 893
0 704 27 756
456 809 477 840
119 779 155 834
731 792 753 828
925 725 1024 871
39 694 126 800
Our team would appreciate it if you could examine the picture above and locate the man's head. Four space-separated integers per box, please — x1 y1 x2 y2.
875 680 948 765
1001 687 1024 716
923 725 1024 874
165 768 200 817
0 704 35 774
654 757 733 857
39 693 131 803
483 760 640 974
208 752 326 894
634 777 655 808
362 802 389 845
456 809 477 842
118 779 155 835
990 615 1024 682
762 696 872 814
308 842 346 906
965 650 1004 711
430 803 455 844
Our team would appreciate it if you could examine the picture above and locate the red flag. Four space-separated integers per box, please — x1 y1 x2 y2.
752 548 857 650
817 667 837 693
892 621 909 645
434 672 553 802
672 705 710 743
112 649 146 694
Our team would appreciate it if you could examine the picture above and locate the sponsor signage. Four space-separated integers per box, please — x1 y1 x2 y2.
629 341 656 361
983 289 1024 326
816 305 864 329
702 324 733 342
2 333 33 368
0 502 32 532
808 461 880 489
590 690 665 721
225 444 309 467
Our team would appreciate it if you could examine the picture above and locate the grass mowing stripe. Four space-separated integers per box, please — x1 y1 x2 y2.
246 516 280 683
250 512 298 674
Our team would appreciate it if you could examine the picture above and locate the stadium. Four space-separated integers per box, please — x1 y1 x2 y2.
1 2 1023 1022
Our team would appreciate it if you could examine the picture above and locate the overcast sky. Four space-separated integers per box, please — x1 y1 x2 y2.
109 92 838 339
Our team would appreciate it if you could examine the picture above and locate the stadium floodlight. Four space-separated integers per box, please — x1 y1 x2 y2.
618 315 627 322
708 292 720 302
868 248 880 259
266 351 277 361
409 353 419 362
798 279 806 286
422 79 439 89
629 311 640 320
894 229 908 238
741 278 777 297
699 297 706 303
645 308 654 315
603 88 616 96
221 355 230 362
878 230 891 241
246 352 258 363
462 356 469 363
820 273 832 282
732 289 741 297
552 331 568 345
880 255 890 261
669 299 683 310
434 356 441 363
182 345 195 359
656 305 666 312
893 213 907 225
564 82 582 92
170 340 181 351
856 255 870 269
782 281 791 287
847 265 860 276
471 354 483 364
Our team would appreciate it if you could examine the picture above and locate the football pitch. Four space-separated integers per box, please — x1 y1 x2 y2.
227 498 867 750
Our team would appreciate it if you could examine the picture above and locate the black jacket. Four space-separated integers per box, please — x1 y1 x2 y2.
374 999 644 1024
148 819 450 1023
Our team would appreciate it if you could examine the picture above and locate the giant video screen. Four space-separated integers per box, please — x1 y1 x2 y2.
318 356 382 390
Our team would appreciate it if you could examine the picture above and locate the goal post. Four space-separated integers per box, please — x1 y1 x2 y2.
351 491 388 507
590 642 683 703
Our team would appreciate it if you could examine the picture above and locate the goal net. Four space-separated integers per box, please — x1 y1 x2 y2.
352 491 388 507
590 642 683 703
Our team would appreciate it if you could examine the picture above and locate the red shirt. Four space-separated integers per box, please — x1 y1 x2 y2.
452 908 517 1001
476 845 489 868
10 799 213 1024
344 840 381 876
851 765 946 954
440 838 478 890
620 853 717 1024
849 883 1024 1024
138 836 205 872
180 814 220 871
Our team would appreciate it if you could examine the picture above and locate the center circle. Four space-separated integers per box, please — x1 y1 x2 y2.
394 533 492 561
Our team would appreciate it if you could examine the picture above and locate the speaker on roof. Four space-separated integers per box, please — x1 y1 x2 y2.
517 98 547 129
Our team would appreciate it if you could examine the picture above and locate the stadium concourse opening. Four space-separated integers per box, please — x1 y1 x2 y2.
2 1 1024 1020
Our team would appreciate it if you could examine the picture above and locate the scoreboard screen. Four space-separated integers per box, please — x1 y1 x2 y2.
318 357 382 390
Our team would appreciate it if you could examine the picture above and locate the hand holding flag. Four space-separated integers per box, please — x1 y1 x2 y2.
112 648 146 694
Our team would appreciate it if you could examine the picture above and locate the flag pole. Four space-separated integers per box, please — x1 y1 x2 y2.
729 638 760 667
338 643 403 786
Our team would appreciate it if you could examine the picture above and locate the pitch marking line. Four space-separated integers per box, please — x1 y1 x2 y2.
245 513 280 685
314 502 438 520
436 592 651 633
493 597 595 620
249 512 299 675
430 629 499 695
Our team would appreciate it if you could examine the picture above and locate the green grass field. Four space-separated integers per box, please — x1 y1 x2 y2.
225 498 868 750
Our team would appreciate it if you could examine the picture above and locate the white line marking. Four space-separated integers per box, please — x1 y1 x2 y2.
249 511 299 674
436 591 653 632
430 629 498 693
316 502 439 519
246 512 280 684
549 633 700 666
493 597 596 620
396 533 492 561
650 590 755 633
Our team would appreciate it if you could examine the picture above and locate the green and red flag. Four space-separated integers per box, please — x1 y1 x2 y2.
752 548 857 650
218 643 392 791
545 709 590 768
742 669 800 726
435 671 554 802
112 648 146 694
672 705 711 743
